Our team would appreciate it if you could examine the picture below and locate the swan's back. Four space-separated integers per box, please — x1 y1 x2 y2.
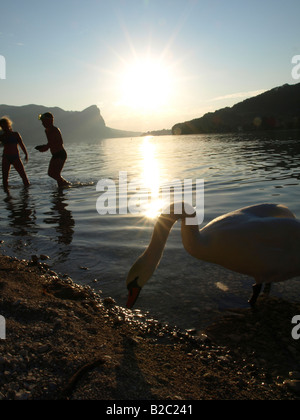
237 203 296 219
198 203 300 282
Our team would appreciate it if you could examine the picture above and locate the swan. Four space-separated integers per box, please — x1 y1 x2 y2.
126 203 300 309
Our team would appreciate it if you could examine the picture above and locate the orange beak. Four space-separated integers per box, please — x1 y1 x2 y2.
126 286 141 309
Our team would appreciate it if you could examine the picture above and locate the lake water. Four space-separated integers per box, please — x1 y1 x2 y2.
1 131 300 331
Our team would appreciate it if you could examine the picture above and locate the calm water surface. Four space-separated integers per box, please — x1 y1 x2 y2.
1 131 300 330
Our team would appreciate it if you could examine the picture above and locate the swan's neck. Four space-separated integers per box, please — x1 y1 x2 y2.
143 214 177 266
143 204 207 269
181 216 209 260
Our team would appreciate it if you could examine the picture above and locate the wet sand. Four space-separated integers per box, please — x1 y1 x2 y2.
0 254 299 400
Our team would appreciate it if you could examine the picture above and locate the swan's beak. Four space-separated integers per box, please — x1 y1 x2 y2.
126 286 141 309
126 276 141 308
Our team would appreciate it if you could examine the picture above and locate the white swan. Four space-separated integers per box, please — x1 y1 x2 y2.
126 203 300 309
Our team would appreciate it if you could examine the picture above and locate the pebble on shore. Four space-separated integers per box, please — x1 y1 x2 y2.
0 254 299 400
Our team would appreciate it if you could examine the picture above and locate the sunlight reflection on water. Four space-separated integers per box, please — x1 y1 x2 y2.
1 131 300 330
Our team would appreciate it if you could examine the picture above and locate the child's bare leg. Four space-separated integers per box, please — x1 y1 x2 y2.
13 158 30 187
48 157 69 187
2 157 10 191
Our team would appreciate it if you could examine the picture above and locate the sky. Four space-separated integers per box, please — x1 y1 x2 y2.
0 0 300 132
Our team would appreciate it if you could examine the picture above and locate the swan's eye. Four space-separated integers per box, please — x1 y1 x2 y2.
127 276 139 290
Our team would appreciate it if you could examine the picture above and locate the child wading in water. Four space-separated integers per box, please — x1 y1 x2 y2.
0 117 30 192
36 112 70 188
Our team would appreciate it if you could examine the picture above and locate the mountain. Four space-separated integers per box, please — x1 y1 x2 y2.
0 104 141 144
172 83 300 135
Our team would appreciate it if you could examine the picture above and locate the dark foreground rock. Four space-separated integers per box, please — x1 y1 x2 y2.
0 255 299 400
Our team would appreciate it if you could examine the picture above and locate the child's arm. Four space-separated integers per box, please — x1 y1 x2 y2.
17 133 29 163
35 144 49 152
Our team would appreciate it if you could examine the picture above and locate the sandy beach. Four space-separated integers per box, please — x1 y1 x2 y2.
0 253 299 401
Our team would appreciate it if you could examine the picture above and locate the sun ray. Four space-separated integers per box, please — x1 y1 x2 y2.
140 136 164 219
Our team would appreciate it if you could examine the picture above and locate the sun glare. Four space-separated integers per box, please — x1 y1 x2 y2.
141 136 164 219
121 58 172 110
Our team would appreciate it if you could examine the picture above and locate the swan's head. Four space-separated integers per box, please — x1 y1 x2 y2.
126 255 156 309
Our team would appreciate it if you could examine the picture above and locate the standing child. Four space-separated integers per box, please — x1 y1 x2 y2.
0 117 30 192
36 112 70 188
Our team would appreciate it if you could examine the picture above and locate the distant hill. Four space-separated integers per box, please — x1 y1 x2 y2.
141 129 172 136
0 104 141 144
172 83 300 135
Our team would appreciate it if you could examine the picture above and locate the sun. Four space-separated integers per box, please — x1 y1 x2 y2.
120 57 172 110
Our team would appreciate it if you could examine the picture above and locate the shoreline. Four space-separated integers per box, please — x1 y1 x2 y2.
0 254 299 400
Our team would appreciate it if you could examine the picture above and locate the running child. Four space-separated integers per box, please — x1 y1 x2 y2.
0 117 30 192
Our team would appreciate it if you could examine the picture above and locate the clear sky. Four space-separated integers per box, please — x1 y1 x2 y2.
0 0 299 132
